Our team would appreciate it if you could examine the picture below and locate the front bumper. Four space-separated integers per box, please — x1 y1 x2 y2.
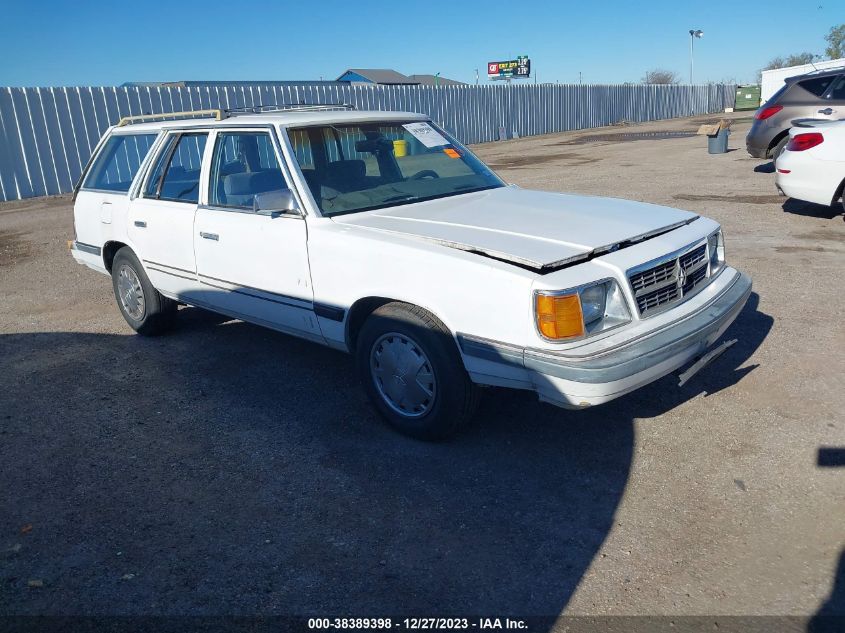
459 270 752 408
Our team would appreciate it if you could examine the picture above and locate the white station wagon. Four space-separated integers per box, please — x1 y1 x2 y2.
71 105 752 439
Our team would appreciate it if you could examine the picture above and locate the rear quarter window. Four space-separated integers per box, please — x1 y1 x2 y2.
797 76 836 98
82 133 158 193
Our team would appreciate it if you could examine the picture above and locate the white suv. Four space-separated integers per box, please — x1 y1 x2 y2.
71 105 752 439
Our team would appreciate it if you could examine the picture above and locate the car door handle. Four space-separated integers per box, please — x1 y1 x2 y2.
134 220 147 228
200 232 219 241
100 201 113 225
818 108 834 115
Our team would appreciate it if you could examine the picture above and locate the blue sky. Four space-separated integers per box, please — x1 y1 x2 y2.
0 0 839 87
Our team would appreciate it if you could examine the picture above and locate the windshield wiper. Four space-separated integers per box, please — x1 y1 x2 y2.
381 194 419 203
452 184 499 193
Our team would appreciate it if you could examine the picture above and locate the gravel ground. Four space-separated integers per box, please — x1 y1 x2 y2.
0 113 843 624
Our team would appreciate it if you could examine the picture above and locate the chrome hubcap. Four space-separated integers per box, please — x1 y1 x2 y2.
370 332 436 418
117 264 145 321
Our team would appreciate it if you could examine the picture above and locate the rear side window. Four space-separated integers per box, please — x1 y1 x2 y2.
798 76 835 97
82 133 157 193
144 133 208 203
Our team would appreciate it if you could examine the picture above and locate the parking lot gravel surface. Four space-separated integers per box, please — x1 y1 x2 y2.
1 114 843 622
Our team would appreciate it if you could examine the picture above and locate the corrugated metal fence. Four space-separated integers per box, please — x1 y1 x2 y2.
0 82 734 202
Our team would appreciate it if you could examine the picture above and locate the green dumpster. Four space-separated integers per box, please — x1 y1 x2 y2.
735 85 761 111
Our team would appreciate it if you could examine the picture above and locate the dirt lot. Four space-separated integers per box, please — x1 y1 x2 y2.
1 114 843 624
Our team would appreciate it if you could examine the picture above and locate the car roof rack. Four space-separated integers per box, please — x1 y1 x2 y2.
115 103 357 127
225 103 357 114
116 109 225 127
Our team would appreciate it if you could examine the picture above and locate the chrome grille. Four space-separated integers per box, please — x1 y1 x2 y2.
630 259 675 292
679 244 707 271
682 265 707 294
628 241 710 316
637 284 680 313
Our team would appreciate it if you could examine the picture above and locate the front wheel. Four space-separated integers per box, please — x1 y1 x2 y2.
356 303 480 440
111 247 176 336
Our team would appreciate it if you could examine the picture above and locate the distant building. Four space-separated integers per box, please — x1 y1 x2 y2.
336 69 466 86
336 69 418 85
407 74 465 86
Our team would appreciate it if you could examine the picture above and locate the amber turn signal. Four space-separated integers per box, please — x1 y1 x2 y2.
535 293 585 340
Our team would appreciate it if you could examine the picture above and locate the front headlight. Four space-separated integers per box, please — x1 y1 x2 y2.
535 279 631 341
708 229 725 274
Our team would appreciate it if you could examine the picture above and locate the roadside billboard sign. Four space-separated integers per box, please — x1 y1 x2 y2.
488 56 530 80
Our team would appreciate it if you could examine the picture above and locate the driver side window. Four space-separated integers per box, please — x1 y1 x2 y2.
209 132 288 209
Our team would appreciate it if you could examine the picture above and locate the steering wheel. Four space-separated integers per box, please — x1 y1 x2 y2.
409 170 440 180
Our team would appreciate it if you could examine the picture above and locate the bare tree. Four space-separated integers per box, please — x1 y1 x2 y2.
761 52 816 73
758 52 817 82
642 69 680 85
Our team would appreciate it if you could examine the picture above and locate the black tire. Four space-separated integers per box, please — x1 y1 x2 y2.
770 136 789 162
840 180 845 217
111 247 176 336
356 302 481 440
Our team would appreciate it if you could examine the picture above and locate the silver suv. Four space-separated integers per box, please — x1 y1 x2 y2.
746 67 845 160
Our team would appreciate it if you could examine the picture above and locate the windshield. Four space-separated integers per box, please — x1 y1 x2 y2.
286 121 504 216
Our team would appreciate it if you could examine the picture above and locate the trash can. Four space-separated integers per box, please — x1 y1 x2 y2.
393 139 407 157
708 129 730 154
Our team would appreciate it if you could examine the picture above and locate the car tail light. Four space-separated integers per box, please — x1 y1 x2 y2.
755 105 783 120
786 133 824 152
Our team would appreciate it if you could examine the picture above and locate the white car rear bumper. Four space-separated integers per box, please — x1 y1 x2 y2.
775 150 843 207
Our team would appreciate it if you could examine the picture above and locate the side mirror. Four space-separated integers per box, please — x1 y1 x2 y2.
253 189 301 216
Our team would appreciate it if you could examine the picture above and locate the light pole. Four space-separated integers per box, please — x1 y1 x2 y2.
689 29 703 84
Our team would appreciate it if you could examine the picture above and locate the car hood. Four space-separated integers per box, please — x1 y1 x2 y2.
332 186 698 271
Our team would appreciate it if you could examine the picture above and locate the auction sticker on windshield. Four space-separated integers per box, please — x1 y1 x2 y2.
403 122 449 148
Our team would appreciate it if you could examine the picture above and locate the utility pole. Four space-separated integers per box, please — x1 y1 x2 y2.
475 68 479 85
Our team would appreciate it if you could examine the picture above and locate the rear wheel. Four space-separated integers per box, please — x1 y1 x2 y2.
356 302 480 440
770 136 789 162
839 179 845 217
111 247 176 336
